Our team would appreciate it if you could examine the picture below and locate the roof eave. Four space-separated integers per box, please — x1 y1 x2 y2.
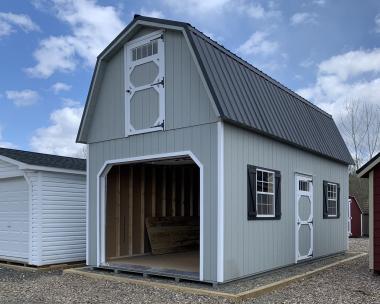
0 155 85 175
222 118 353 166
357 152 380 178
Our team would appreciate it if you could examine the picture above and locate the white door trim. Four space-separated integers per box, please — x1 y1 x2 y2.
96 150 204 281
295 173 313 263
348 198 352 237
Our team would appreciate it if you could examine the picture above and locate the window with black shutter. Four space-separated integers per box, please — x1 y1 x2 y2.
323 181 340 219
247 165 281 220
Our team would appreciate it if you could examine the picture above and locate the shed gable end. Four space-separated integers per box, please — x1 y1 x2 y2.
0 158 22 178
85 26 218 144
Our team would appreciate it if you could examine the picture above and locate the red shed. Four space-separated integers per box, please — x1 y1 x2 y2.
348 196 363 238
357 152 380 273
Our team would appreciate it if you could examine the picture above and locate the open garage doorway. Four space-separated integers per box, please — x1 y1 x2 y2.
103 156 201 280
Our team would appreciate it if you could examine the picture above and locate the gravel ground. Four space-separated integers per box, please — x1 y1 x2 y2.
0 238 377 304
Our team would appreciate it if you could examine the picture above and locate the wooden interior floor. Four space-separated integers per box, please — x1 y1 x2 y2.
108 251 199 273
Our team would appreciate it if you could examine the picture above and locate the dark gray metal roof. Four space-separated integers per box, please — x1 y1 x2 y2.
186 27 353 165
0 148 86 171
78 15 353 165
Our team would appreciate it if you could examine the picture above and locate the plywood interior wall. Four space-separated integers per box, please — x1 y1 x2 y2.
106 163 200 259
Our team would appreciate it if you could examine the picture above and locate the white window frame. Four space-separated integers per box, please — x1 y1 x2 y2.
327 182 338 217
124 30 165 137
256 168 275 218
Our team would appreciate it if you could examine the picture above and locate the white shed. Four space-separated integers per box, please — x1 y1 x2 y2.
0 148 86 266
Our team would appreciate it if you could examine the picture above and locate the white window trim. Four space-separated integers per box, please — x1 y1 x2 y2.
327 182 338 217
124 30 165 137
256 168 275 218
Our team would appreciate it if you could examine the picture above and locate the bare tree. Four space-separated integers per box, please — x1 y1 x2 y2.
340 100 367 170
363 103 380 159
340 99 380 170
81 145 88 159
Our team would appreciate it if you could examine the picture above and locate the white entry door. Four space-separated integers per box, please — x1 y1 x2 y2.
0 177 29 262
295 174 313 262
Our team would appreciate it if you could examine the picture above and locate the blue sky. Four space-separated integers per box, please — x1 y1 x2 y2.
0 0 379 157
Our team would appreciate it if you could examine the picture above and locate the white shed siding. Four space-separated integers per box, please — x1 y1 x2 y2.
39 172 86 265
27 171 86 265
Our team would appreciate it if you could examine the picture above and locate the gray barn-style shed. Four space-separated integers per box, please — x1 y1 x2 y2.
77 15 353 283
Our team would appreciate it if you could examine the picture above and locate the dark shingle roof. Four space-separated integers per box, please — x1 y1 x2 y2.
350 195 369 215
0 148 86 171
361 201 369 215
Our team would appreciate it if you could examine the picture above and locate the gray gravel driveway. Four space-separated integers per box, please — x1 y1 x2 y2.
0 238 378 304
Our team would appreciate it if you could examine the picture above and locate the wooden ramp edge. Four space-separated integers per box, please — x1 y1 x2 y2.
64 252 367 302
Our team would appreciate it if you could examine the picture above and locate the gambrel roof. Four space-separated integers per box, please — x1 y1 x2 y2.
77 15 353 165
0 148 86 172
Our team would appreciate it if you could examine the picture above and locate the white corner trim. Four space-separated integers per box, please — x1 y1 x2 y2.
96 150 205 281
217 122 224 283
86 146 90 265
23 172 33 265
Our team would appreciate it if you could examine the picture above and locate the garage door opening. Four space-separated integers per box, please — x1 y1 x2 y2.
104 157 200 279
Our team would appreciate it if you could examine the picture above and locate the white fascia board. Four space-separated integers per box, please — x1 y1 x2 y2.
19 165 86 175
357 157 380 178
0 155 26 168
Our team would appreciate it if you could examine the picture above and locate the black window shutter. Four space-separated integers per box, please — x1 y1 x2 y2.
247 166 257 220
323 181 328 219
336 183 340 218
275 171 281 219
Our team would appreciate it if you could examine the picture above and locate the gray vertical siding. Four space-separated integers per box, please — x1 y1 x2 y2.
223 124 348 281
88 123 219 281
86 28 217 143
87 49 125 142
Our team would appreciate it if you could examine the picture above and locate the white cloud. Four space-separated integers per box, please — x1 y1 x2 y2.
297 48 380 120
61 97 80 106
0 126 16 148
0 12 40 38
51 82 72 94
313 0 326 6
240 2 281 19
139 8 164 19
30 106 85 157
375 14 380 33
27 0 125 78
164 0 230 14
237 31 278 56
290 12 318 26
5 89 40 107
300 58 314 68
164 0 280 19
